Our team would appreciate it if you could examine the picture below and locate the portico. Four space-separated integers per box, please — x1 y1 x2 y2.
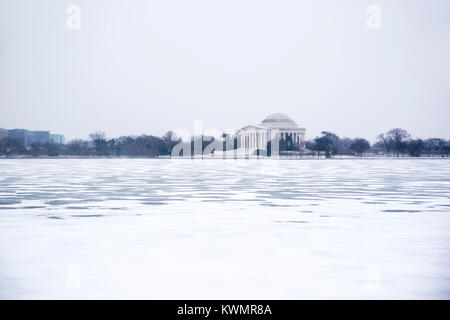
238 113 306 155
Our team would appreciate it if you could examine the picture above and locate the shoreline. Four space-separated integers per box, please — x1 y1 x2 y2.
1 155 449 160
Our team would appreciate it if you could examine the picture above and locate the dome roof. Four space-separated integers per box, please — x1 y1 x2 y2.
260 113 299 129
262 113 294 123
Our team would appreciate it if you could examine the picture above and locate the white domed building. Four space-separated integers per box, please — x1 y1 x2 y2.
237 113 306 156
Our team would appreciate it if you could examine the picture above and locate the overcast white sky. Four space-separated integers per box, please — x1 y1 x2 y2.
1 0 449 142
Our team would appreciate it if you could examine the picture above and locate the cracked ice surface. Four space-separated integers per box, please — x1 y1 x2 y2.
0 158 449 299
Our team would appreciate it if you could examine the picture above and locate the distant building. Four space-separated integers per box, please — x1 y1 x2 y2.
7 129 65 147
0 128 8 140
50 134 66 145
7 129 28 146
28 131 50 145
237 113 306 155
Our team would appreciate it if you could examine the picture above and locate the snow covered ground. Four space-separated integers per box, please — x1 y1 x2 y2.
0 158 449 299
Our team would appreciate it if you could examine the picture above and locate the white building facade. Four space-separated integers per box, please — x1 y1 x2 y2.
237 113 306 156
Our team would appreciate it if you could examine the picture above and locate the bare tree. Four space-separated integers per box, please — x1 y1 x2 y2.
376 133 393 156
377 129 410 157
350 138 371 157
89 131 108 155
387 128 410 157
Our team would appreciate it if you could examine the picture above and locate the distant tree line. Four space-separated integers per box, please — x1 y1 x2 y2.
305 128 450 158
0 131 169 158
0 128 449 158
0 131 221 158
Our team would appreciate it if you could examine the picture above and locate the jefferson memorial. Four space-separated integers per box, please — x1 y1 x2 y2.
237 113 306 156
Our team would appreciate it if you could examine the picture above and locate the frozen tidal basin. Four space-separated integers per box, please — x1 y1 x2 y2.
0 158 449 299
